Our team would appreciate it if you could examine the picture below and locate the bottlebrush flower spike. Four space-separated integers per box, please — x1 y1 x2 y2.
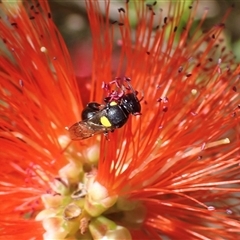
1 0 240 239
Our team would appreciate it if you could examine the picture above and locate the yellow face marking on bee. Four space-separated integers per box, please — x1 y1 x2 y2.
100 116 112 127
110 101 117 106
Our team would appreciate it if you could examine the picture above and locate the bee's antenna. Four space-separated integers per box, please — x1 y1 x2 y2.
138 90 144 102
123 77 142 101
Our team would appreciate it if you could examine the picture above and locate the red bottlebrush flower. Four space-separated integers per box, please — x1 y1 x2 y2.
1 0 240 239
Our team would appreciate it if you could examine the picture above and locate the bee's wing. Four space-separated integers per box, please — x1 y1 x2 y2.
68 121 96 140
68 110 112 140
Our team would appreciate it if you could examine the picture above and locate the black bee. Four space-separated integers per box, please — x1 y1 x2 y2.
68 80 141 140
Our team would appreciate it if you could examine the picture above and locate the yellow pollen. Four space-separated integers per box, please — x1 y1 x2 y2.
110 101 117 106
100 116 112 127
191 89 197 95
40 46 47 52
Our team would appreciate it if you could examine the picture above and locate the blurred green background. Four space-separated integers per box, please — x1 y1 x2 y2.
48 0 240 76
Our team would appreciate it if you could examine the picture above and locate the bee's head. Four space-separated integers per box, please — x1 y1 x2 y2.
121 93 141 115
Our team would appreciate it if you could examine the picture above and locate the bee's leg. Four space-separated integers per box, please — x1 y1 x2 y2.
103 131 110 141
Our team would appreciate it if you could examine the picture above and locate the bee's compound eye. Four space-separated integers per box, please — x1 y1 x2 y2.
122 93 141 114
